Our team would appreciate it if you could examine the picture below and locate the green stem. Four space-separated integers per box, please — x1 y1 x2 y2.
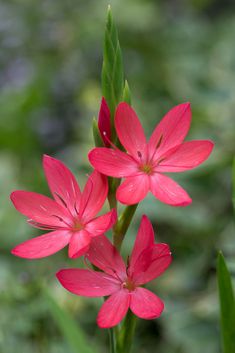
113 204 138 250
108 177 121 209
109 327 116 353
116 311 137 353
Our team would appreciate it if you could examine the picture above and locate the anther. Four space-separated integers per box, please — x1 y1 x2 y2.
156 134 163 149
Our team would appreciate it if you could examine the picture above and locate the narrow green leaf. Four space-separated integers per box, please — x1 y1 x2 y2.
92 117 104 147
44 289 97 353
102 5 124 125
232 158 235 215
122 80 131 105
217 252 235 353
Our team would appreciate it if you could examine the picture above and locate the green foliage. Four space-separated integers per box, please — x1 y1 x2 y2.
217 252 235 353
122 80 131 105
44 290 97 353
232 158 235 215
101 5 124 126
92 117 104 147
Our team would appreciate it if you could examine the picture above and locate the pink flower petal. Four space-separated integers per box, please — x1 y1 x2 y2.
79 171 108 222
156 140 214 172
57 269 120 297
86 234 126 279
97 289 130 328
88 148 139 177
148 103 191 160
98 97 111 147
68 230 91 259
130 287 164 319
43 155 81 217
10 191 72 228
132 244 172 285
129 215 155 273
150 173 192 206
85 209 117 237
116 174 149 205
11 230 71 259
115 103 147 160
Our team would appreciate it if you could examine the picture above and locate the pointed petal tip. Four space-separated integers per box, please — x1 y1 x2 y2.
10 190 26 208
11 247 19 257
207 140 214 151
10 246 34 259
56 269 62 279
140 214 150 223
10 191 16 202
117 101 130 108
56 269 67 282
174 197 192 207
43 154 60 170
43 154 54 164
179 101 191 109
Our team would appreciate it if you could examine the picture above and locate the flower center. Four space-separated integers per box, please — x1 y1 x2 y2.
139 163 153 175
73 219 84 231
122 278 136 292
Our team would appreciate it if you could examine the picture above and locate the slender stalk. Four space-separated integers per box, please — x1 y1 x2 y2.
116 310 137 353
113 204 138 250
108 177 120 209
109 327 116 353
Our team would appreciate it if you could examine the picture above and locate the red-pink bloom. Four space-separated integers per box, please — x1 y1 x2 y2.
11 155 116 259
89 102 214 206
98 97 111 147
57 215 172 328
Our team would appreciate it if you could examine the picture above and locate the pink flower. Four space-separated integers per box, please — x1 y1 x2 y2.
11 155 116 259
98 97 111 147
89 102 214 206
57 215 172 328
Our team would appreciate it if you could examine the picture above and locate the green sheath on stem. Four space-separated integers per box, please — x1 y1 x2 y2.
92 117 104 147
102 5 124 127
113 204 138 250
116 310 137 353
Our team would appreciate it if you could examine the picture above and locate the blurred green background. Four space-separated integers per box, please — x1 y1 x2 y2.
0 0 235 352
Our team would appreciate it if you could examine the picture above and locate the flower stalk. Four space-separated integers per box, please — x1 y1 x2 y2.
113 204 138 250
109 327 116 353
116 310 137 353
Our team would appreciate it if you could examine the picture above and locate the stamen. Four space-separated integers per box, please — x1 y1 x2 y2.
149 133 164 164
102 132 118 150
157 157 165 165
126 255 130 270
122 278 135 291
79 174 94 215
110 268 124 282
156 134 163 149
54 192 68 209
54 191 78 221
27 220 59 231
139 164 153 175
51 215 71 228
74 202 79 216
